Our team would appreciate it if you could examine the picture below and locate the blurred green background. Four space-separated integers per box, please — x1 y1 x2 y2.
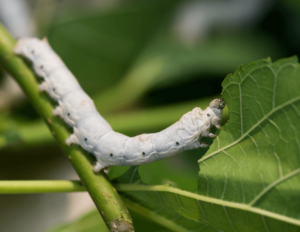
0 0 300 231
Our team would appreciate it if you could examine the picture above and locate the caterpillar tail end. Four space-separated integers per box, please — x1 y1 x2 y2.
66 134 77 147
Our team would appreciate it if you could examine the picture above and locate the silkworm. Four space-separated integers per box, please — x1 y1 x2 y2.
14 38 226 172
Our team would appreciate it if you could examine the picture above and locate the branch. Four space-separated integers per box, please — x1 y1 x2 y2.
0 180 190 231
0 180 85 193
0 23 133 231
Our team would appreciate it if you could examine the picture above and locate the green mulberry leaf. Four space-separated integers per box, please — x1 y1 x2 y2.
113 57 300 232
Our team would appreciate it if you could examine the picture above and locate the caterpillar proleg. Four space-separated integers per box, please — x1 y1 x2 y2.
14 38 225 172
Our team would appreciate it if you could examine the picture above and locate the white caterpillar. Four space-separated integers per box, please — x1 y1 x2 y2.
14 38 225 172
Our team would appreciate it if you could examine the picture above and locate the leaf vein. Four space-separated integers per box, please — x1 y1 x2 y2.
248 168 300 206
198 96 300 163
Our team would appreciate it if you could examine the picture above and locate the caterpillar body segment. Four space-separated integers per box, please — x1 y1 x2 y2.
38 68 80 101
55 88 97 126
14 38 225 172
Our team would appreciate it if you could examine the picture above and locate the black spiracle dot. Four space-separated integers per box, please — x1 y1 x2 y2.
67 113 70 116
142 152 145 155
40 65 43 69
53 88 55 91
31 50 34 54
176 142 179 145
110 153 113 157
207 114 210 117
84 138 87 141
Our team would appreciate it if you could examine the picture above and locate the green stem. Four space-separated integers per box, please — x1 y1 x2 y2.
1 180 300 227
0 23 133 231
0 180 85 193
0 180 190 231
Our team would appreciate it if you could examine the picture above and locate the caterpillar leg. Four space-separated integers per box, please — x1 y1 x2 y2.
66 134 78 147
215 124 221 129
202 131 217 138
198 141 209 148
103 167 111 174
13 39 27 55
188 141 209 150
39 82 48 92
53 106 62 117
208 133 217 138
93 161 106 173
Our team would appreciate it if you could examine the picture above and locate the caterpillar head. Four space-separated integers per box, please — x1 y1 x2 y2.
208 98 225 129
